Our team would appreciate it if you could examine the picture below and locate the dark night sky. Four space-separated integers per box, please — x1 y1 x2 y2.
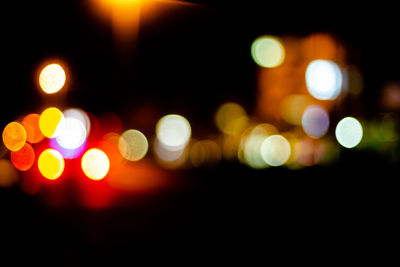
3 1 400 125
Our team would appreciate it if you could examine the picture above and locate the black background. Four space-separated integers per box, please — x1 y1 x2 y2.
1 0 398 264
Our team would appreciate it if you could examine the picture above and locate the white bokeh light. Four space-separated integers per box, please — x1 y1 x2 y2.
156 114 191 151
261 135 291 166
56 118 87 149
335 117 363 148
306 60 343 100
39 64 66 94
63 108 91 137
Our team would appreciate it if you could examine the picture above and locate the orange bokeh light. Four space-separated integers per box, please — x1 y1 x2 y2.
22 113 45 144
11 143 35 171
2 121 27 152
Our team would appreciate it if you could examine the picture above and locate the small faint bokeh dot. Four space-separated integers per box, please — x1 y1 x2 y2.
2 121 27 151
335 117 363 148
215 102 248 136
0 159 19 187
280 94 313 125
190 140 221 168
81 148 110 180
118 129 148 161
38 149 65 180
251 36 285 68
39 64 66 94
153 138 188 168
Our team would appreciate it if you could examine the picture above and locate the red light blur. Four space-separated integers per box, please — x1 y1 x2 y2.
11 143 35 171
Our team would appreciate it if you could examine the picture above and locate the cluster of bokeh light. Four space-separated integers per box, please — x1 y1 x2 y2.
1 63 152 188
2 32 398 190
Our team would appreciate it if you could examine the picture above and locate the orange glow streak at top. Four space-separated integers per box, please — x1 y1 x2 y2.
92 0 141 40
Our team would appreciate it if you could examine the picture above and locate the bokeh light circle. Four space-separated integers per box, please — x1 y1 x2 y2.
22 113 45 144
215 102 248 136
156 114 191 151
280 94 313 125
261 135 291 166
56 118 86 149
243 134 269 169
81 148 110 180
2 121 27 151
63 108 91 137
118 129 148 161
154 138 186 164
39 64 66 94
39 107 65 138
251 36 285 68
11 143 35 171
335 117 363 148
301 105 330 138
190 140 222 168
38 149 65 180
306 60 343 100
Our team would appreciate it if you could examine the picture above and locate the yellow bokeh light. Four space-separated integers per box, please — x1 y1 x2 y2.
221 135 240 161
38 149 65 180
243 134 268 169
81 148 110 180
156 114 191 151
190 140 221 168
251 36 285 68
261 135 291 167
2 121 27 152
239 124 278 169
39 64 66 94
335 117 363 148
118 129 148 161
39 107 65 138
215 102 248 136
